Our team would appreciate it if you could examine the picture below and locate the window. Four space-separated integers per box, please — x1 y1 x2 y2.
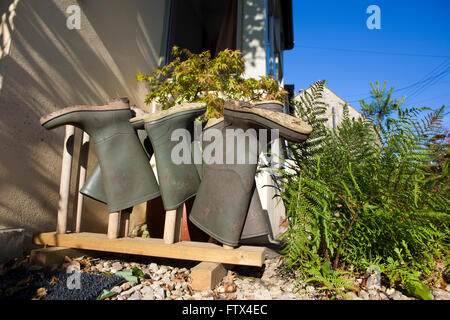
167 0 237 62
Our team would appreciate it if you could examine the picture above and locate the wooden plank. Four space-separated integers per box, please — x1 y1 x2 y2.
33 232 266 267
30 247 85 267
74 131 90 233
190 262 227 291
107 212 121 239
57 125 75 234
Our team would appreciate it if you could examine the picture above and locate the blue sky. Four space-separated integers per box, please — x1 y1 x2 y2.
284 0 450 128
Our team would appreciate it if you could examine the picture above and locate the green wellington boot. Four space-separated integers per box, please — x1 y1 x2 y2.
193 118 270 242
79 111 157 204
189 101 312 246
40 98 160 212
142 103 207 211
189 120 258 247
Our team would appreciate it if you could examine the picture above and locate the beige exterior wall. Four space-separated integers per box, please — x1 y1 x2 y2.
0 0 168 247
239 0 267 79
295 85 362 129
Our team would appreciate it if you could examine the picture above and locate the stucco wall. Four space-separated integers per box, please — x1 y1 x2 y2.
0 0 168 247
240 0 267 79
296 86 362 129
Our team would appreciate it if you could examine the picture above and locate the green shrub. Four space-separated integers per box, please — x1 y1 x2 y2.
136 47 286 120
277 80 449 299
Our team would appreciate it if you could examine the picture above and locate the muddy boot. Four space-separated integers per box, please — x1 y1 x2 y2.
142 103 207 210
79 111 157 204
40 98 161 212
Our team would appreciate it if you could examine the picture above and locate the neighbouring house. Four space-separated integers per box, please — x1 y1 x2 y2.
0 0 294 247
295 84 363 128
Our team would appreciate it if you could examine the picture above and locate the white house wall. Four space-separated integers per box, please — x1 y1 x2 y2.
240 0 267 79
0 0 168 245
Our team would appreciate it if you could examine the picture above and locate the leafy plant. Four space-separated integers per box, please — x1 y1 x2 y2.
276 80 449 299
96 289 117 300
136 46 286 119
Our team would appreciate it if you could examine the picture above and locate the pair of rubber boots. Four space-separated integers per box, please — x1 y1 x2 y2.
188 100 312 246
40 98 161 213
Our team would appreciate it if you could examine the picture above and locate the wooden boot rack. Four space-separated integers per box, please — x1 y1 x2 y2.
33 126 266 289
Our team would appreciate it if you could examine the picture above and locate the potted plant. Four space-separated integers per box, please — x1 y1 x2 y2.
136 46 287 121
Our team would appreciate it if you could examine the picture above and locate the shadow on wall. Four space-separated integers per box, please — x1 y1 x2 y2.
0 0 166 248
241 0 266 76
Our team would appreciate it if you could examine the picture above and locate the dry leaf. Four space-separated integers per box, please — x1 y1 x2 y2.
49 276 60 285
187 285 194 296
80 259 91 268
222 271 236 293
33 287 47 300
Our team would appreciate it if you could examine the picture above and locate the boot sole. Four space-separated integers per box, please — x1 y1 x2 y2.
140 103 207 124
224 106 312 143
40 99 129 126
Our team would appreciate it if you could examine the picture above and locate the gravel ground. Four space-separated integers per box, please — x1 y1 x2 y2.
1 249 449 301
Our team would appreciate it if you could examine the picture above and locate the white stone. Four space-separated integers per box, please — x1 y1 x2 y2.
359 290 369 300
110 286 122 294
128 292 142 300
141 287 155 300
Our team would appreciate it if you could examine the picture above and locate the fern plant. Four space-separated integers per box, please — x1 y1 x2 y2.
276 80 449 299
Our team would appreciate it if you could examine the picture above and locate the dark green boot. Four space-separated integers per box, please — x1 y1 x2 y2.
193 118 270 242
189 119 260 246
79 112 157 204
189 101 312 246
40 98 161 212
143 103 207 211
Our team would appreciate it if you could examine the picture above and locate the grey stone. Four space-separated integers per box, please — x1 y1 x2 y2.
149 263 158 272
359 290 369 300
128 292 142 300
154 287 166 300
110 286 122 294
386 288 395 296
431 287 450 300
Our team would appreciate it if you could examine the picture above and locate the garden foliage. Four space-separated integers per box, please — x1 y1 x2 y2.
277 80 449 299
136 47 286 120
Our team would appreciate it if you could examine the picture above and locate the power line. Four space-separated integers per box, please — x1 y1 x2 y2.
406 92 450 106
344 59 450 104
296 45 450 59
295 44 450 58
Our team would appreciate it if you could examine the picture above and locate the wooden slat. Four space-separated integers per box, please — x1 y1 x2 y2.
56 125 75 234
33 232 266 267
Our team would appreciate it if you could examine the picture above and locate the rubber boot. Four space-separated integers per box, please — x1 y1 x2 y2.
79 113 156 204
189 101 312 246
189 118 260 246
142 103 207 211
193 118 270 242
40 98 161 212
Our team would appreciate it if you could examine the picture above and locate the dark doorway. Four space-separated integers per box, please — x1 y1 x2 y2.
167 0 237 61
